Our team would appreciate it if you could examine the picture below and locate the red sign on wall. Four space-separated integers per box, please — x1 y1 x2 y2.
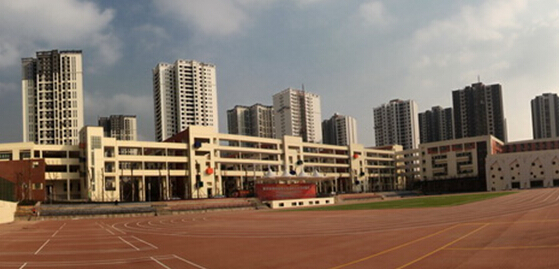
255 183 316 201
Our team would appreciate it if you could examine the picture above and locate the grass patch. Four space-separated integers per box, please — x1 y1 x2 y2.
292 192 516 211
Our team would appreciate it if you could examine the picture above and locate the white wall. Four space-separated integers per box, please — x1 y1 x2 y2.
486 150 559 191
268 197 334 209
0 200 17 224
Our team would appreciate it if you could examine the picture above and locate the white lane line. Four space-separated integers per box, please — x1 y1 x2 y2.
553 189 559 202
18 262 27 269
118 236 140 251
151 257 172 269
542 189 558 202
98 223 116 235
35 239 51 255
173 254 207 269
111 224 127 234
51 229 61 237
543 192 552 202
132 235 159 249
51 223 66 237
552 188 559 202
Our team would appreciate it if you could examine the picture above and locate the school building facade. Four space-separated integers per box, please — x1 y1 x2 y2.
0 126 411 202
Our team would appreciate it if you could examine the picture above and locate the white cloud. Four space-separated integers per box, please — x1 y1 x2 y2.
153 0 350 37
85 92 154 141
0 0 120 69
154 0 328 36
154 0 256 36
414 0 526 45
358 1 393 27
404 0 559 142
410 0 529 70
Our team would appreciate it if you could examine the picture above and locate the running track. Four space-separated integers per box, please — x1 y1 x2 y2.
2 189 559 268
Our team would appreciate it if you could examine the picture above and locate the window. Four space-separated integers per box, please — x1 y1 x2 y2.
0 152 12 160
20 151 31 159
91 136 102 149
32 183 43 190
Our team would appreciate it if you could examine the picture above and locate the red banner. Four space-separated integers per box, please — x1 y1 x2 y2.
255 183 316 201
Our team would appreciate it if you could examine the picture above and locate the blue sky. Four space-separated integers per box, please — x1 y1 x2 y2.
1 0 559 145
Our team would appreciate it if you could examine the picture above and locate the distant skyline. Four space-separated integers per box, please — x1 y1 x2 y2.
1 0 559 146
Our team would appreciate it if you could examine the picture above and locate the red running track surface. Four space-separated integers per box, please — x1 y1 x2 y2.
2 188 559 268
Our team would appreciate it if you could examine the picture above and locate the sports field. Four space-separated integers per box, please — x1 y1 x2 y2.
2 188 559 268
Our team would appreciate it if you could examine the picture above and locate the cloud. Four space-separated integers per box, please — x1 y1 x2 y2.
85 92 154 141
0 0 120 69
445 1 524 41
292 0 330 8
155 0 333 36
132 24 171 51
154 0 257 36
358 1 394 27
411 0 528 69
402 0 559 142
0 81 17 97
0 42 20 69
85 92 153 117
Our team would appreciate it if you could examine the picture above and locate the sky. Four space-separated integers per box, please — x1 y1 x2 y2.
1 0 559 146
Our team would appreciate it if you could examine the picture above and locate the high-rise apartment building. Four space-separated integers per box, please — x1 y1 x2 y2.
452 82 507 142
418 106 454 143
531 93 559 139
98 115 137 141
227 104 275 138
22 50 84 145
153 59 217 142
373 99 419 150
322 113 358 146
273 88 322 143
228 106 250 136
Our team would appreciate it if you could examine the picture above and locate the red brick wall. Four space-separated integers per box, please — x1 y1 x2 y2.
0 159 46 201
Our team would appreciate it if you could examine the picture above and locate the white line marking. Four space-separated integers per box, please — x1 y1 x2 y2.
35 239 50 255
98 223 116 235
542 189 556 202
111 224 127 234
118 236 140 251
18 262 27 269
51 223 66 237
51 230 60 237
173 254 207 269
151 257 172 269
2 255 176 267
132 235 158 249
